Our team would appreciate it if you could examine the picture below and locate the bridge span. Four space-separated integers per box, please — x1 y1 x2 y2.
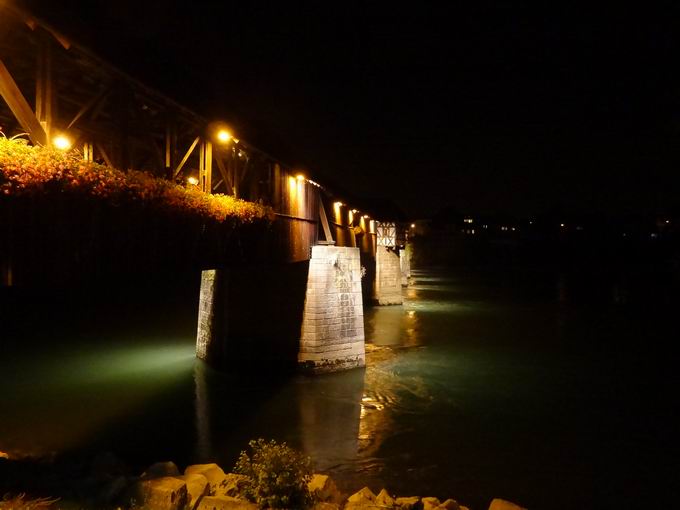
0 4 412 373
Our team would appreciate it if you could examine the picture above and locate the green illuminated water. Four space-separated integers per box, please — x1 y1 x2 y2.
0 268 676 508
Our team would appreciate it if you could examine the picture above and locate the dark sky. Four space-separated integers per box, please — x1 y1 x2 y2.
18 1 680 218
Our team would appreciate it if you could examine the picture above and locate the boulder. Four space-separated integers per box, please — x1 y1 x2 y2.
214 473 249 498
395 496 420 509
312 503 341 510
422 497 441 510
488 499 527 510
99 475 129 504
196 495 258 510
439 499 460 510
375 488 396 507
132 476 188 510
142 461 180 479
346 487 378 508
308 474 342 503
174 474 209 510
185 464 227 495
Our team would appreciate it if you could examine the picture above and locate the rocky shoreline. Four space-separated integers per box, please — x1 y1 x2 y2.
1 455 526 510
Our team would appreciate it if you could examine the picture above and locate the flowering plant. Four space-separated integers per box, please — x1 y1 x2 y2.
0 137 274 224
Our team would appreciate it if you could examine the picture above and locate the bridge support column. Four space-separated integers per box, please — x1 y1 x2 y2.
298 245 365 373
400 243 412 287
373 246 403 305
196 262 309 371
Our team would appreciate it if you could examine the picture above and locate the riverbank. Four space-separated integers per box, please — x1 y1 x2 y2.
0 454 526 510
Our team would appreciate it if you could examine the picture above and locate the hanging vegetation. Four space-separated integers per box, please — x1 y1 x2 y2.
0 137 274 224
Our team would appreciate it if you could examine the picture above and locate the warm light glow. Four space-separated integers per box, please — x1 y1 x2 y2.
296 174 305 181
411 223 415 228
187 176 199 185
216 130 232 143
560 223 565 228
52 134 72 150
351 209 358 214
363 215 370 219
333 201 344 208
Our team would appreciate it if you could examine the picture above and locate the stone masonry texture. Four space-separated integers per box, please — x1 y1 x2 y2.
299 245 366 372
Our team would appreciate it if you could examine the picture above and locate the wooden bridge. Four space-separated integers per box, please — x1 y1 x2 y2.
0 4 412 373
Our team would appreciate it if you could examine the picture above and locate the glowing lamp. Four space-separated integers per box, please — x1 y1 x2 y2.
296 174 305 181
216 130 232 143
52 134 72 150
187 176 199 185
411 223 415 228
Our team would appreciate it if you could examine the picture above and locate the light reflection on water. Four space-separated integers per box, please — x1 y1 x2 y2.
1 267 674 509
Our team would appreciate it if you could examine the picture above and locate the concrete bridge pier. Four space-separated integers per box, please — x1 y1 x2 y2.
373 246 403 305
196 246 366 374
400 243 412 287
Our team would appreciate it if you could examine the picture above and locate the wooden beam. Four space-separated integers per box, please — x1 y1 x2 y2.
215 155 233 195
35 32 54 141
95 142 114 168
173 136 199 178
0 59 47 145
199 140 212 193
67 87 109 129
318 202 335 245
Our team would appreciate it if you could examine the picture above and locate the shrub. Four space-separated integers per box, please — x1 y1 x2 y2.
0 494 59 509
234 439 314 509
0 137 274 224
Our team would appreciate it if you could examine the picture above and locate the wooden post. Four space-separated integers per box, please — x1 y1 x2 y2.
35 31 54 144
199 140 212 193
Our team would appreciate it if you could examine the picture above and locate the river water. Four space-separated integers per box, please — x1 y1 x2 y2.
1 267 677 509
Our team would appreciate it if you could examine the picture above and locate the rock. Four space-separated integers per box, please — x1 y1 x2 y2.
439 499 460 510
346 487 379 508
308 474 342 503
174 473 209 510
375 488 396 507
422 497 441 510
395 496 420 509
99 475 129 504
312 503 341 510
214 473 249 498
142 461 180 479
133 476 188 510
488 499 527 510
348 487 376 503
196 495 258 510
185 463 227 495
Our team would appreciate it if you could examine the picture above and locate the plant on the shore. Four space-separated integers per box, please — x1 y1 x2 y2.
0 493 59 509
0 137 274 224
234 438 314 509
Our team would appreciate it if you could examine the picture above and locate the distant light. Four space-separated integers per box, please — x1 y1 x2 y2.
651 233 658 238
352 209 359 214
52 134 72 150
511 227 516 231
363 215 370 219
216 130 232 143
296 174 305 181
529 221 533 225
411 223 415 228
560 223 565 228
333 201 344 208
665 220 670 224
187 176 199 185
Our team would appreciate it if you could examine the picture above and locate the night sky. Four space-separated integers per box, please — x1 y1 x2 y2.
17 1 680 218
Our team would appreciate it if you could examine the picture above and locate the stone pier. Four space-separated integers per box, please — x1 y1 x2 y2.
373 246 403 305
298 245 365 373
196 246 366 374
400 243 411 286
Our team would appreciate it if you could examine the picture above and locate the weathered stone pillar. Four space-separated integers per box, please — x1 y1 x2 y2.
196 262 309 371
400 243 412 286
373 246 403 305
298 245 365 373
